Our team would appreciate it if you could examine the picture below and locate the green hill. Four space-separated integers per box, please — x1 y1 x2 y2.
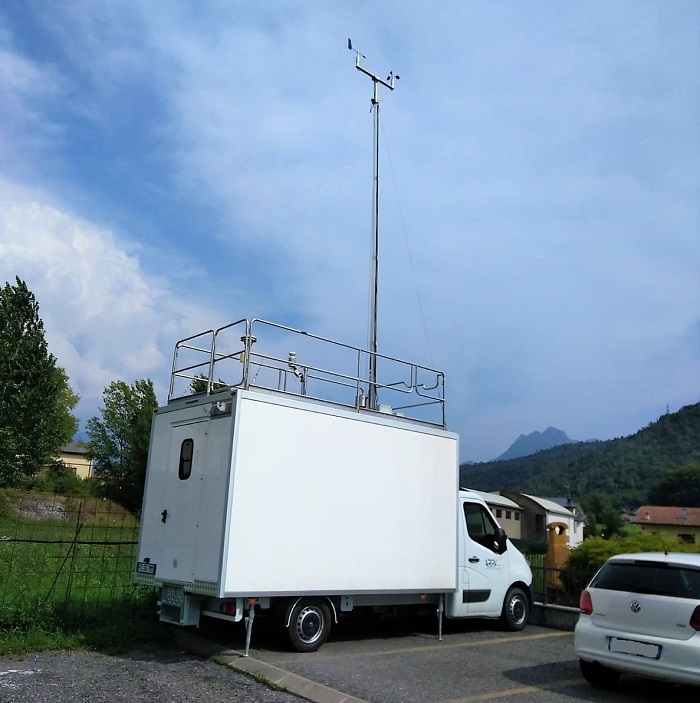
460 402 700 504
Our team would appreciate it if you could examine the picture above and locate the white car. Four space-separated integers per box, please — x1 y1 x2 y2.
574 552 700 688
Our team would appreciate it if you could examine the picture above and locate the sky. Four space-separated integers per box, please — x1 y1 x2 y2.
0 0 698 462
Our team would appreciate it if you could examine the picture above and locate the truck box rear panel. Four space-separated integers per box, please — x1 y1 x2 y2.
137 402 233 594
220 391 458 595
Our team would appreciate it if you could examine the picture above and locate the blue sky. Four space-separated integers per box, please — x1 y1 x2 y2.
0 1 698 461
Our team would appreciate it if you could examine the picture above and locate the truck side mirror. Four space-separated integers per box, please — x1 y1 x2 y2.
494 527 508 554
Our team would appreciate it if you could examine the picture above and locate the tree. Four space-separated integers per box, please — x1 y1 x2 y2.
189 373 229 394
53 366 80 443
0 277 79 485
580 491 623 539
648 463 700 507
86 379 158 513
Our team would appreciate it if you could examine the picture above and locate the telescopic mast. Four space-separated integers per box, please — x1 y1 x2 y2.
349 39 399 410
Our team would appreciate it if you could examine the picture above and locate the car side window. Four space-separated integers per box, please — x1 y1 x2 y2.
463 502 500 553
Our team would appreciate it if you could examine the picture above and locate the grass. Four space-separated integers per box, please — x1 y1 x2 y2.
0 595 177 655
0 490 176 655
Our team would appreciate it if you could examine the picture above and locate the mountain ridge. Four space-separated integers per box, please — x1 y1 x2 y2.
460 403 700 504
495 426 574 461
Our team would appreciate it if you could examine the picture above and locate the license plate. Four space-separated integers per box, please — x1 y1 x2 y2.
136 561 157 575
609 637 661 659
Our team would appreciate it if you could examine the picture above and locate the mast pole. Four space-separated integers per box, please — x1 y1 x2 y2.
369 78 380 410
349 40 399 410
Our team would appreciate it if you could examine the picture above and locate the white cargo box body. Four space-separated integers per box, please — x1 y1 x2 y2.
137 388 459 598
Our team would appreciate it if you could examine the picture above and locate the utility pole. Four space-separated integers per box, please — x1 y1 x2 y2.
349 39 399 410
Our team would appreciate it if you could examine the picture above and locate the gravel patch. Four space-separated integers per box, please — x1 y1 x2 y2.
0 650 304 703
16 499 67 520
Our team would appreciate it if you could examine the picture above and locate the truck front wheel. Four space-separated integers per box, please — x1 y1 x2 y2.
287 599 332 652
500 587 529 630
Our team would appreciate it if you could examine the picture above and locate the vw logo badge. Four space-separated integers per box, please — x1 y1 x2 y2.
630 601 641 613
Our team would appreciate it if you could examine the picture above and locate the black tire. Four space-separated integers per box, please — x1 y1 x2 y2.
579 659 620 689
500 587 529 630
287 599 332 653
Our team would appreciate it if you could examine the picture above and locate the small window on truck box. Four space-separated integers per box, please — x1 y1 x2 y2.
178 439 194 480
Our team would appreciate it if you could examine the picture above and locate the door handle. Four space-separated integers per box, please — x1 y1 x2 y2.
468 556 480 563
161 509 168 523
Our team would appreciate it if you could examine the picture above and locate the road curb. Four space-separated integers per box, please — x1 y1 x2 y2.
174 630 369 703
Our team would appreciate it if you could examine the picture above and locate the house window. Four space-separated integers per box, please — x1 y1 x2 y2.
514 512 520 521
506 510 512 520
496 509 502 518
178 439 194 480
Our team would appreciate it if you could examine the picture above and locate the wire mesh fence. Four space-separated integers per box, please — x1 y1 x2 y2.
0 490 154 629
1 489 595 632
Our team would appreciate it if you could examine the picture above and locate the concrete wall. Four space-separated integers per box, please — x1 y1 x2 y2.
529 604 580 631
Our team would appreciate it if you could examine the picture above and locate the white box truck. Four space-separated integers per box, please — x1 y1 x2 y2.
136 319 532 652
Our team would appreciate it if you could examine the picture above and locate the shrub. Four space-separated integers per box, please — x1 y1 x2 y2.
560 533 700 595
26 461 90 496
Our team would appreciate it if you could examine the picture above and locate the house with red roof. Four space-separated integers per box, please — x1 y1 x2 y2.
632 505 700 545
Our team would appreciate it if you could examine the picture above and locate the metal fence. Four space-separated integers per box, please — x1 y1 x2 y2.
0 490 594 630
0 491 152 628
525 552 591 607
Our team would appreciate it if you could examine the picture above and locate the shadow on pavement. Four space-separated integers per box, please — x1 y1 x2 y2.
505 661 699 702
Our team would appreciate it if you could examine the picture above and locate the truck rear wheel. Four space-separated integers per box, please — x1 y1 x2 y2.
287 599 331 652
500 587 529 630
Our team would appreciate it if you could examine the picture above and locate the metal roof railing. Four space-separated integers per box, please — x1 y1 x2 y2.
169 318 446 428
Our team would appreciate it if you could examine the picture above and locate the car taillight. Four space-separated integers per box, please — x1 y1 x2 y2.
579 589 593 614
690 605 700 631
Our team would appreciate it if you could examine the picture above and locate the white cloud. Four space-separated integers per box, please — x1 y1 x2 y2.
0 179 226 421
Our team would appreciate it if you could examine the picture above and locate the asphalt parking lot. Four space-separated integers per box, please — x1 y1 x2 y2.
0 618 697 703
186 615 699 703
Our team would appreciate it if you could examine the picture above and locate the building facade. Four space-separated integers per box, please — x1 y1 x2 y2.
632 506 700 544
500 491 584 548
470 489 523 540
58 441 93 479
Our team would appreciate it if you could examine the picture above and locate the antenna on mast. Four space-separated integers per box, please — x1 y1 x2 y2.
348 38 399 410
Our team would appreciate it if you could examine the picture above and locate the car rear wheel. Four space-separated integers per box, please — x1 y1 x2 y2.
579 659 620 689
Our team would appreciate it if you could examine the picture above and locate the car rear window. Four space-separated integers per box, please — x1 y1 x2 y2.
591 562 700 599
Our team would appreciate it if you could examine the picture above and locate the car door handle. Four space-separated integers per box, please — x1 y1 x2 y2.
468 556 480 563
